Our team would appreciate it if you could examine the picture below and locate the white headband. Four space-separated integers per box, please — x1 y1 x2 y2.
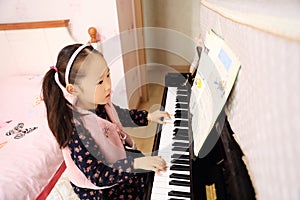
65 44 87 85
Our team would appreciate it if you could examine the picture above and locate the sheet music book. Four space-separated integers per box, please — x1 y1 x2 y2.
190 29 241 156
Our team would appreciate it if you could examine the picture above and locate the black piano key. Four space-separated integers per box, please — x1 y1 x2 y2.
174 120 188 127
170 173 190 180
173 128 188 135
176 89 189 95
169 180 190 187
175 110 188 115
176 96 188 103
172 141 189 147
172 146 189 152
171 159 190 165
173 136 188 141
170 164 190 171
173 133 189 138
171 154 190 159
168 199 187 200
168 190 191 198
175 113 188 119
173 133 189 139
174 112 182 119
177 90 188 95
175 103 188 109
178 85 189 90
177 94 188 99
168 198 187 200
175 111 188 119
173 132 189 138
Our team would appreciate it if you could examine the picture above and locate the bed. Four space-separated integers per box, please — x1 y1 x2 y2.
0 19 88 200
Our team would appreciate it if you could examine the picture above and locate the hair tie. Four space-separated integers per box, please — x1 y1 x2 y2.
50 66 65 90
50 66 58 72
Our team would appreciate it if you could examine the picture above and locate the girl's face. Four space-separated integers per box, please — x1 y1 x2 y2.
75 54 111 109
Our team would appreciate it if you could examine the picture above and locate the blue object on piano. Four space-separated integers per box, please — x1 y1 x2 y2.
218 48 232 71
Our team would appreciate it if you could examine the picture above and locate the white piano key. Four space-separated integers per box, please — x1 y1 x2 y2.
152 180 190 194
151 87 191 200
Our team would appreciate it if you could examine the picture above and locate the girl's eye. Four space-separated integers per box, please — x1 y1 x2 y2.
98 80 103 85
107 73 110 78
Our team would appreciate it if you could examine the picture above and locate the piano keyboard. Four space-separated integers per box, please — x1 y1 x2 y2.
151 87 191 200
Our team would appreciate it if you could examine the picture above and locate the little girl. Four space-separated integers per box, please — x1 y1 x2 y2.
42 44 169 200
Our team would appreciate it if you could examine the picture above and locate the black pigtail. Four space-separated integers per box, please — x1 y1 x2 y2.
42 69 74 148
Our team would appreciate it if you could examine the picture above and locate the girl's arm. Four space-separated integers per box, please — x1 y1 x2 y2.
76 152 136 188
113 104 149 127
70 130 136 188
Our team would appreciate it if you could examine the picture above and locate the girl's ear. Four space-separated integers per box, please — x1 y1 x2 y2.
66 84 78 95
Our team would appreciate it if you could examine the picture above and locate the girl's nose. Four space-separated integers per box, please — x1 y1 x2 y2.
105 77 111 91
105 82 111 92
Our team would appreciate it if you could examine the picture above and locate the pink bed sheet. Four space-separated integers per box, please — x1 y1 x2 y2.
0 75 63 200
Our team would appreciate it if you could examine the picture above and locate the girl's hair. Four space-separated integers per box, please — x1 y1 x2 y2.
42 44 95 148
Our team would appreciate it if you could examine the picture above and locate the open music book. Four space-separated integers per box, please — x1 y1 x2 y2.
190 29 241 156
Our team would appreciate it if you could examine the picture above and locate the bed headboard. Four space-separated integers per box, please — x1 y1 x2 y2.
0 19 76 77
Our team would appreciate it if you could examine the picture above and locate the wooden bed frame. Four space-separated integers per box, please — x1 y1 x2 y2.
0 19 70 30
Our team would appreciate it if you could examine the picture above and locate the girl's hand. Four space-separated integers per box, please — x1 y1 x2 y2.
134 156 167 173
147 110 171 124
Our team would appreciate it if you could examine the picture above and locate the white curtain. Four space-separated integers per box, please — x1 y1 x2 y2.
199 0 300 199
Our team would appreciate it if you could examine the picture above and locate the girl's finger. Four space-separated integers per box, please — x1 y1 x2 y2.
165 112 172 119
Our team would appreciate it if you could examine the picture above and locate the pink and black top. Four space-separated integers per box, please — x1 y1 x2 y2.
63 101 149 200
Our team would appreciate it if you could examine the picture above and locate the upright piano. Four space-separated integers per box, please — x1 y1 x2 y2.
144 73 256 200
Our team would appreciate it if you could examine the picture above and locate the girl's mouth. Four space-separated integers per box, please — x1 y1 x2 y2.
106 93 110 98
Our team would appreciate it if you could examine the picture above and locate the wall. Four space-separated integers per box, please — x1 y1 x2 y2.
0 0 120 42
142 0 201 68
0 0 129 107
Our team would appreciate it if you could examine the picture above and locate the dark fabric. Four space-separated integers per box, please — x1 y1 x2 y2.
95 104 149 127
69 104 149 200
